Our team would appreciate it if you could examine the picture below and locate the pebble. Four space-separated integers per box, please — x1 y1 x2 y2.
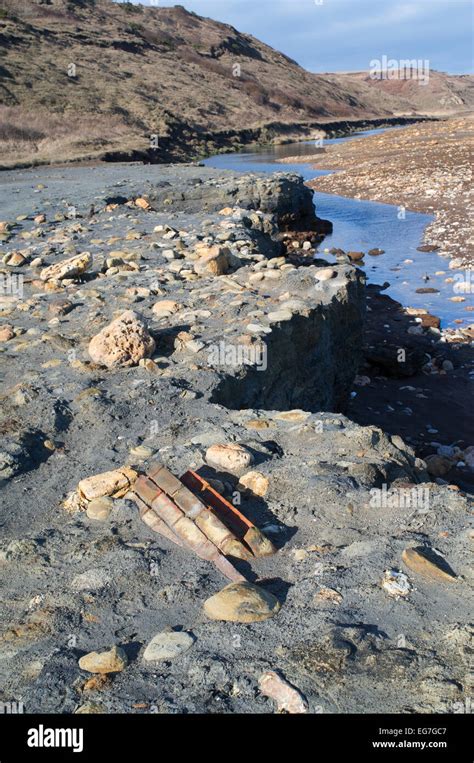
86 497 113 521
152 300 180 318
425 454 453 477
401 547 457 583
238 471 269 497
142 631 195 662
259 671 308 713
0 325 15 342
381 570 411 598
267 309 292 323
40 252 92 282
129 444 154 460
206 443 254 472
78 646 128 674
204 582 281 622
315 268 337 281
88 311 155 368
71 567 111 591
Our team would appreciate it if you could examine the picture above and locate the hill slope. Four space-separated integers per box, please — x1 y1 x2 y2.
0 0 472 167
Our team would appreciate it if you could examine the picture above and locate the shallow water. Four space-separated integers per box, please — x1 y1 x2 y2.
203 129 471 328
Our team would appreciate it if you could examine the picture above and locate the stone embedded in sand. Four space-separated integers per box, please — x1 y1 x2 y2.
72 567 111 591
238 471 269 497
205 443 253 472
425 454 453 477
86 497 113 521
135 197 151 209
78 646 128 674
142 631 195 662
246 419 271 430
0 325 15 342
88 310 155 368
402 547 457 583
417 244 438 253
3 252 28 267
74 703 105 714
315 268 337 281
203 582 281 622
78 467 137 501
194 245 231 276
421 313 441 329
259 671 308 714
275 410 310 422
40 252 92 282
381 569 411 598
267 309 292 323
314 587 343 606
152 300 180 319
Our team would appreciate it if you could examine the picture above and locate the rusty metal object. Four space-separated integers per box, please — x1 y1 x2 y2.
181 470 276 557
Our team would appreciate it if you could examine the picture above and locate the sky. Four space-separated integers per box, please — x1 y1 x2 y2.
135 0 474 74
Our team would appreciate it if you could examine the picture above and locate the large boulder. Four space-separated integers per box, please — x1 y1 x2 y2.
88 311 155 368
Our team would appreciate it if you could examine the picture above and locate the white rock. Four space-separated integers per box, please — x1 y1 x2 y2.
143 632 195 662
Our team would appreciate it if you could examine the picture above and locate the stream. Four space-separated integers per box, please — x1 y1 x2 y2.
203 128 471 329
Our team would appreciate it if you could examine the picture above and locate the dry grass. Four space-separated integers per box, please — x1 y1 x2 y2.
0 0 472 169
0 106 142 168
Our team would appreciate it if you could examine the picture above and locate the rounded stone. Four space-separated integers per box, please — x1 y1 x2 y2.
86 497 113 521
203 582 281 622
78 646 128 674
205 443 253 472
238 471 269 497
142 631 195 662
315 268 337 281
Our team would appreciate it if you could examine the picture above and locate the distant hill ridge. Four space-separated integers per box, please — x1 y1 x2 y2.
0 0 473 168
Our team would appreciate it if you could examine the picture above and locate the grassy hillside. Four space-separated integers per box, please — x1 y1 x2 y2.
0 0 472 168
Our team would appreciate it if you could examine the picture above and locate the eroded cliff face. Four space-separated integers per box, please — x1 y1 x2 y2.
0 164 469 715
210 271 365 413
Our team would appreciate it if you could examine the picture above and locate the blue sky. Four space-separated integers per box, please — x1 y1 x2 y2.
136 0 473 74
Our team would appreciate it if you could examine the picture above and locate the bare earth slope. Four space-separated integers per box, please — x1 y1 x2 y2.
0 0 473 168
334 71 474 117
